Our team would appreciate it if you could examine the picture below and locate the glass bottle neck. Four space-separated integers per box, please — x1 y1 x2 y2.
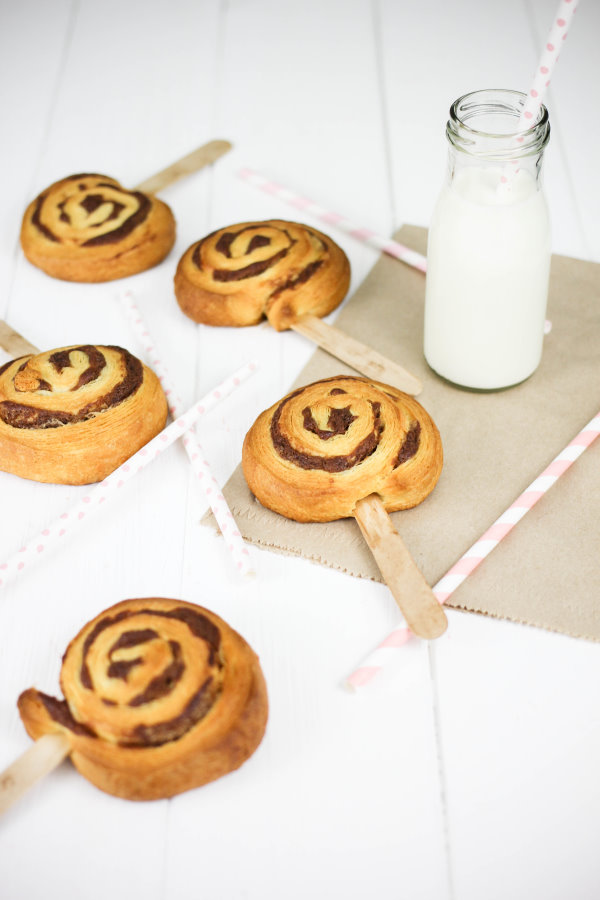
445 88 550 185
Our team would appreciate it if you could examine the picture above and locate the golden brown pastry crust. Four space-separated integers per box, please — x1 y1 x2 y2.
20 174 175 282
242 375 443 522
0 345 167 484
18 597 268 802
174 220 351 331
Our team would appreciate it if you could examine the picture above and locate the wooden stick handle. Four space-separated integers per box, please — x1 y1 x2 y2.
0 733 71 815
354 494 447 640
290 314 422 395
0 321 39 357
133 139 232 194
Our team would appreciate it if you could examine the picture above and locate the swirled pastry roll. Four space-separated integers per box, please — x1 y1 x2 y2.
18 598 268 801
242 375 443 522
20 174 175 282
0 345 167 484
174 220 351 331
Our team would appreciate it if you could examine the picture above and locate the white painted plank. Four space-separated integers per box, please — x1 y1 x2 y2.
432 613 600 900
0 0 74 319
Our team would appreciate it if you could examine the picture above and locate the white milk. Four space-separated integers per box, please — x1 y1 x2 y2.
424 166 551 390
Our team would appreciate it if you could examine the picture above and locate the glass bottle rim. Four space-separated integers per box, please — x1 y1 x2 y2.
447 88 550 159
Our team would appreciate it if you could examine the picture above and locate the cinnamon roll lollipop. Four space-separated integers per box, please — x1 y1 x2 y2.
242 375 443 522
20 174 175 282
0 344 167 484
17 598 268 801
174 220 350 331
242 375 447 638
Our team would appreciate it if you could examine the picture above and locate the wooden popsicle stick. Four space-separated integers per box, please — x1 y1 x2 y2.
133 139 232 194
290 313 422 396
0 733 71 815
354 493 448 640
0 321 39 358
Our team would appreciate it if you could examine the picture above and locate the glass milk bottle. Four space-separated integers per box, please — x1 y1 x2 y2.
424 89 551 390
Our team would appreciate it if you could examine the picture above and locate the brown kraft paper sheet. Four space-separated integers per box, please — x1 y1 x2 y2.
204 226 600 641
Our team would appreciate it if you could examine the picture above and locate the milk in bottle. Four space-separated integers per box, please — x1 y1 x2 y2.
424 89 551 390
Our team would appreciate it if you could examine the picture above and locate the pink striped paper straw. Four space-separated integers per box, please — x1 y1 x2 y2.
0 361 257 593
238 167 428 274
518 0 579 130
347 409 600 689
119 291 255 578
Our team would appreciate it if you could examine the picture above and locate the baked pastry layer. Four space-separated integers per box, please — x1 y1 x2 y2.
0 344 167 484
174 220 350 331
20 174 175 282
18 597 268 801
242 375 443 522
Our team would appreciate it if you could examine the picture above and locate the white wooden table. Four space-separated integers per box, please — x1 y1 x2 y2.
1 2 599 897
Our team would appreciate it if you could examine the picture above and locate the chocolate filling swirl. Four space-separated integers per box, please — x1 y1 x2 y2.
269 258 323 296
0 346 143 429
31 194 59 242
30 175 151 246
106 628 159 681
68 607 224 745
396 422 421 467
191 225 326 290
81 189 150 247
213 248 290 282
270 388 382 472
79 607 222 689
32 608 226 747
270 381 421 473
128 678 216 747
39 694 95 737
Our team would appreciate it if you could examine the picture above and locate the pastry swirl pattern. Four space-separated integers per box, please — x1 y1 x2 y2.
174 220 350 331
20 174 175 282
0 345 167 484
242 375 443 522
18 598 268 801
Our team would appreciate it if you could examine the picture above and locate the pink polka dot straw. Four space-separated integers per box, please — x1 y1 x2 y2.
237 168 428 274
518 0 579 130
0 361 257 593
120 291 255 578
346 409 600 690
500 0 579 188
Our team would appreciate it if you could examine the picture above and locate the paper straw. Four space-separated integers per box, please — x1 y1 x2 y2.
119 291 255 578
518 0 579 130
0 361 257 593
238 167 428 274
346 409 600 689
500 0 579 189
